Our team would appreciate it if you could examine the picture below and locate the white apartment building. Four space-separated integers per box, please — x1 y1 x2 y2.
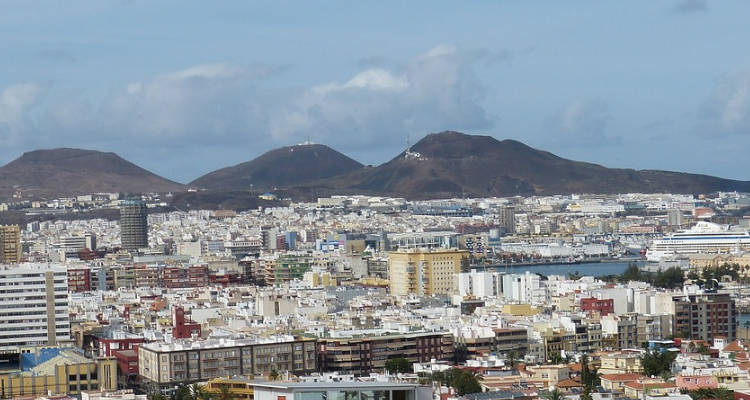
458 270 504 298
0 263 70 351
502 271 548 306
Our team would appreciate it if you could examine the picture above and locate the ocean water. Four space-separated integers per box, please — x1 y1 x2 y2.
483 261 640 277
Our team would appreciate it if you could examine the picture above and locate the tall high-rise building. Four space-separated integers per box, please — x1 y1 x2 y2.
388 248 468 296
0 224 21 263
668 209 684 227
0 264 70 351
120 200 148 252
500 206 516 234
673 293 736 341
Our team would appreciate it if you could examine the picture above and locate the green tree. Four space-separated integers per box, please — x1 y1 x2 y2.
543 388 566 400
652 267 685 289
506 350 519 371
150 394 167 400
548 350 564 365
269 369 280 381
641 350 677 377
216 384 235 400
685 388 734 400
385 358 413 374
454 343 469 364
451 369 482 395
580 354 599 391
189 384 211 400
621 264 642 282
173 385 192 400
427 368 482 395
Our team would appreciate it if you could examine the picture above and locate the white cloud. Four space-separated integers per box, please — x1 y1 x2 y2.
702 69 750 135
271 44 491 150
165 63 246 81
546 98 619 146
0 83 41 144
671 0 708 15
0 45 496 177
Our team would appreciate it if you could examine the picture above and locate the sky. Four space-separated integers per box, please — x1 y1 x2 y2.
1 0 750 183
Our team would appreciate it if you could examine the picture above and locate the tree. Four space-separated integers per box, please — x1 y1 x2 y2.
216 384 235 400
621 264 642 282
426 368 482 395
580 354 599 391
548 351 564 365
685 388 734 400
507 350 519 371
385 358 412 374
652 267 685 289
454 343 468 364
543 388 566 400
451 369 482 395
173 385 192 400
150 394 167 400
189 384 211 400
269 369 280 381
641 350 677 377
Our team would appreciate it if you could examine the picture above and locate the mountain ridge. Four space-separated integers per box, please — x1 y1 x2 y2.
0 148 185 200
3 132 750 201
190 143 364 190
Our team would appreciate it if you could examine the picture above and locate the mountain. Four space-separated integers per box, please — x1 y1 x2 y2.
190 143 363 190
317 131 750 199
0 148 185 200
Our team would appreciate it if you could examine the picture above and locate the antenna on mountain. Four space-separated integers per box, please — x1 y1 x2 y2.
406 133 411 151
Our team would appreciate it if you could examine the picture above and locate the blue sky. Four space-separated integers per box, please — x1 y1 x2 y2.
1 0 750 183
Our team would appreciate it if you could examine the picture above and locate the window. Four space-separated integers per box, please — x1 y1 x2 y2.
296 392 326 400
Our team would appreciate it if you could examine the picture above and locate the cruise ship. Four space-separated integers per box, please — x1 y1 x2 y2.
646 221 750 261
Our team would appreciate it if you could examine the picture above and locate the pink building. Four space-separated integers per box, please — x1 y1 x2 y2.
676 375 718 390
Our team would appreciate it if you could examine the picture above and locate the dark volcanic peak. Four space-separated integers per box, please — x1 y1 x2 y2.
336 130 750 199
191 143 364 190
0 148 184 200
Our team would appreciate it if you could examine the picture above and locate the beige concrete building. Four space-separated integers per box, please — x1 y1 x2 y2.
0 348 117 398
138 336 316 391
388 248 468 296
689 253 750 272
0 224 21 263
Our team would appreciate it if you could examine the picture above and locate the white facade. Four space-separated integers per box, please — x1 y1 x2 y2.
0 263 70 351
458 270 503 298
502 271 547 306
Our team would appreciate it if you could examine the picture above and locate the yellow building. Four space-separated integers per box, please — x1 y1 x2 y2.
502 304 540 316
205 376 255 400
388 249 468 296
0 349 117 398
599 351 644 375
304 271 338 287
0 224 21 263
689 253 750 273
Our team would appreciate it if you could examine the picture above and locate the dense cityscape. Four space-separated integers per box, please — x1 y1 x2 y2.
1 190 750 400
4 1 750 400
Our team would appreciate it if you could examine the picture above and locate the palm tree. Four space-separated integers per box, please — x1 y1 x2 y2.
507 350 518 371
543 388 566 400
217 384 234 400
269 369 280 381
189 384 211 400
